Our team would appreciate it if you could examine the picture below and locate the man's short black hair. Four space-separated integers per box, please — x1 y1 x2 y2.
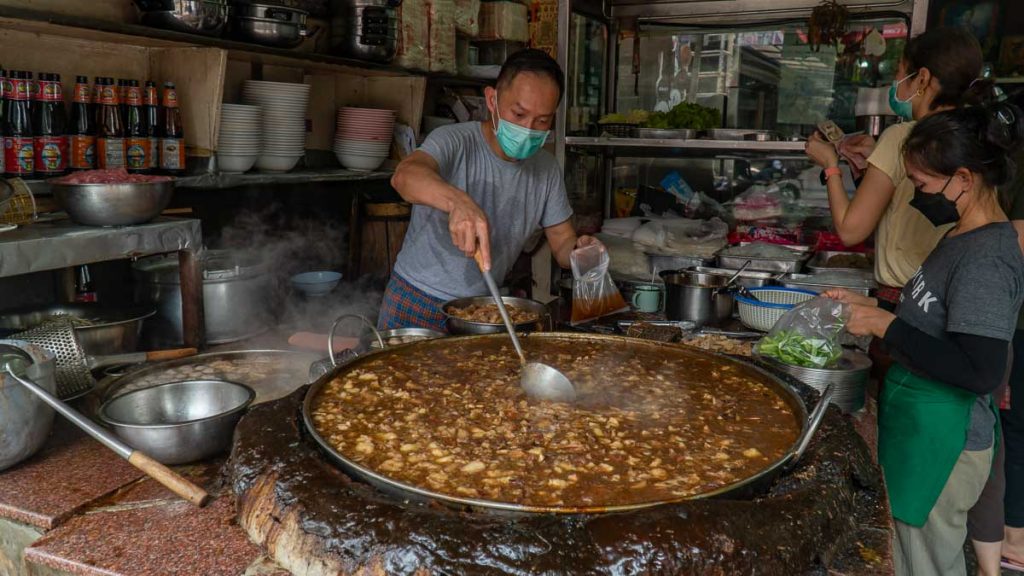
496 49 564 103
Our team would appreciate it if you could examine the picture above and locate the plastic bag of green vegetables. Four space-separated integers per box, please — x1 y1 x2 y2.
644 102 721 131
755 297 850 368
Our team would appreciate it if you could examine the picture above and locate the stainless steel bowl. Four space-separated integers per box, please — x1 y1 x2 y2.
51 180 174 226
99 379 255 464
442 296 550 335
0 341 56 472
368 328 445 349
135 0 229 36
0 304 156 356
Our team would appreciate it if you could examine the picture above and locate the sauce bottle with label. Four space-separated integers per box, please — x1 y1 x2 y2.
143 81 159 171
69 75 95 171
124 80 149 173
159 81 185 175
4 71 35 178
91 76 103 129
96 78 125 169
33 72 68 177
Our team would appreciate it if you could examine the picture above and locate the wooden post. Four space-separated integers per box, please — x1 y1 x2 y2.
178 249 205 349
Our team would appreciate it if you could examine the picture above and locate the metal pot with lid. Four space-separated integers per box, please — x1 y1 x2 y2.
660 270 734 326
133 250 271 347
134 0 230 36
229 1 310 47
0 340 57 471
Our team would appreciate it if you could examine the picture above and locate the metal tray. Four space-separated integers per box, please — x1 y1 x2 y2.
691 266 777 288
707 128 774 141
806 251 873 275
717 254 806 274
635 128 697 140
646 252 712 275
780 273 877 296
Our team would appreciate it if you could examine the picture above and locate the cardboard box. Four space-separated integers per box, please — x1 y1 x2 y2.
478 1 528 43
455 0 480 37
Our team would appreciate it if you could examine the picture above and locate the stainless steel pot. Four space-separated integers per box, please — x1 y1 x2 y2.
661 270 733 326
331 4 398 62
99 379 255 464
0 304 156 356
302 333 834 514
133 250 271 346
229 3 309 47
0 340 56 471
51 180 174 227
135 0 230 36
442 296 551 335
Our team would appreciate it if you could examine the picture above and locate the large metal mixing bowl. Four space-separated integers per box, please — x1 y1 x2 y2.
99 379 255 465
135 0 229 36
0 341 56 472
52 180 174 226
0 304 156 356
442 296 551 335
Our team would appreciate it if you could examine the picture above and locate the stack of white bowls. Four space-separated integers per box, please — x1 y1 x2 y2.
334 107 396 171
242 80 311 172
217 104 262 173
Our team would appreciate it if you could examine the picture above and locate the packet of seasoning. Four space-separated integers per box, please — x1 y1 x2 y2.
570 243 629 326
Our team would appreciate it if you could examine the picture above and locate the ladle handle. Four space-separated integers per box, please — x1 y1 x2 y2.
328 314 383 367
3 366 211 508
128 452 211 507
474 252 526 364
788 382 836 469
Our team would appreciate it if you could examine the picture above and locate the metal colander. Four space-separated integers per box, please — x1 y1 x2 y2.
12 317 96 399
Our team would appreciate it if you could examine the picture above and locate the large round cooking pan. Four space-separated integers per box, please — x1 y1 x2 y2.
302 333 833 515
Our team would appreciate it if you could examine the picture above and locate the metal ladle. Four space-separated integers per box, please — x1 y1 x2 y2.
0 344 211 508
474 253 576 403
719 260 760 302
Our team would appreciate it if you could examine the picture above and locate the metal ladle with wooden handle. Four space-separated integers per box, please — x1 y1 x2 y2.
474 252 576 403
0 346 210 508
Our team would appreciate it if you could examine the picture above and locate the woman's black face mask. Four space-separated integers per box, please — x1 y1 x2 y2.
910 176 965 227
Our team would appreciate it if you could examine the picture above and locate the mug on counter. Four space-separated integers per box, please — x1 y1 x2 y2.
631 283 664 313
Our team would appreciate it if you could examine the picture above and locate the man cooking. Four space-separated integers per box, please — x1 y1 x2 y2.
378 49 599 331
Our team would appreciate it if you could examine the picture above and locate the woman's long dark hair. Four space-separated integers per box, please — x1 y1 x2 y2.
903 102 1024 190
902 26 993 108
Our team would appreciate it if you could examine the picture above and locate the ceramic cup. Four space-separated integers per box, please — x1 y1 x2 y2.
631 283 664 313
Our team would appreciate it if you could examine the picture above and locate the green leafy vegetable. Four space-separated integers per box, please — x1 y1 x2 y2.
758 330 842 368
643 102 721 130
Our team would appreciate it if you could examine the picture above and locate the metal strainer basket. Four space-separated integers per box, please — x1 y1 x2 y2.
12 318 96 399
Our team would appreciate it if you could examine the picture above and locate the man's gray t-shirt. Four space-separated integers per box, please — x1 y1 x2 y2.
893 222 1024 450
393 122 573 301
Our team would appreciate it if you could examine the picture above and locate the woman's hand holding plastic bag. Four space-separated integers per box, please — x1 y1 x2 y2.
755 296 859 368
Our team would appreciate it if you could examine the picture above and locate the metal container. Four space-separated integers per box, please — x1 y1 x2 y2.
229 2 309 47
442 296 551 335
691 266 775 289
302 333 834 514
661 270 733 326
368 328 445 350
646 252 711 276
717 252 807 274
0 340 56 471
780 273 877 297
99 379 255 464
133 250 271 346
0 305 156 356
756 350 870 413
635 128 697 140
805 251 874 275
135 0 230 36
331 3 398 62
51 180 174 227
743 131 778 142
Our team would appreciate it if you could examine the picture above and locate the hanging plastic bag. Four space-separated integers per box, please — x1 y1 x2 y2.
570 244 629 325
755 296 860 368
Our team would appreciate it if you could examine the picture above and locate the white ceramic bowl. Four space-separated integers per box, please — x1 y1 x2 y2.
218 154 258 173
335 140 390 151
336 152 386 171
290 271 343 296
256 154 303 172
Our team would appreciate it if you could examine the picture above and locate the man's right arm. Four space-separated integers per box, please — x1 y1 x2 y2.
391 151 494 269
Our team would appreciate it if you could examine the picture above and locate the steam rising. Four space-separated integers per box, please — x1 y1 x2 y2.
213 205 383 336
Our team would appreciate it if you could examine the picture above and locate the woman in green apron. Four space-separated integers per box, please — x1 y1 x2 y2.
825 101 1024 575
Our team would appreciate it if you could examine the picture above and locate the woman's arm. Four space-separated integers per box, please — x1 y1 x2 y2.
806 134 897 246
884 319 1009 395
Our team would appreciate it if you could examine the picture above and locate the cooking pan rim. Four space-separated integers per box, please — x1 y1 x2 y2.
301 332 814 514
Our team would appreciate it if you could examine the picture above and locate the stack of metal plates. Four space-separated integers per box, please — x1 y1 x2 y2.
755 349 872 413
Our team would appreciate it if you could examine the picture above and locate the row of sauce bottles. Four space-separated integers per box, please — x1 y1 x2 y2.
1 70 186 178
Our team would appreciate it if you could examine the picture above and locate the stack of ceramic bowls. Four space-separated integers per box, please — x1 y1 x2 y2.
333 107 395 171
217 104 262 173
242 80 311 172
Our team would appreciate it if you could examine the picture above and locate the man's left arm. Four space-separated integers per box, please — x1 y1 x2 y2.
544 220 601 268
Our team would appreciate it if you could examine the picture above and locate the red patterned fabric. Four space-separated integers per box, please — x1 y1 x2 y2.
876 284 902 306
377 273 448 333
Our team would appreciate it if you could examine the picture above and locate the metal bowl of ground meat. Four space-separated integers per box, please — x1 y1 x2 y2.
442 296 551 335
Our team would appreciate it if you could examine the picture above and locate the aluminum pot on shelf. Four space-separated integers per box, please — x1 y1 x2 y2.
133 250 271 347
0 341 57 472
133 0 230 37
228 2 310 48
